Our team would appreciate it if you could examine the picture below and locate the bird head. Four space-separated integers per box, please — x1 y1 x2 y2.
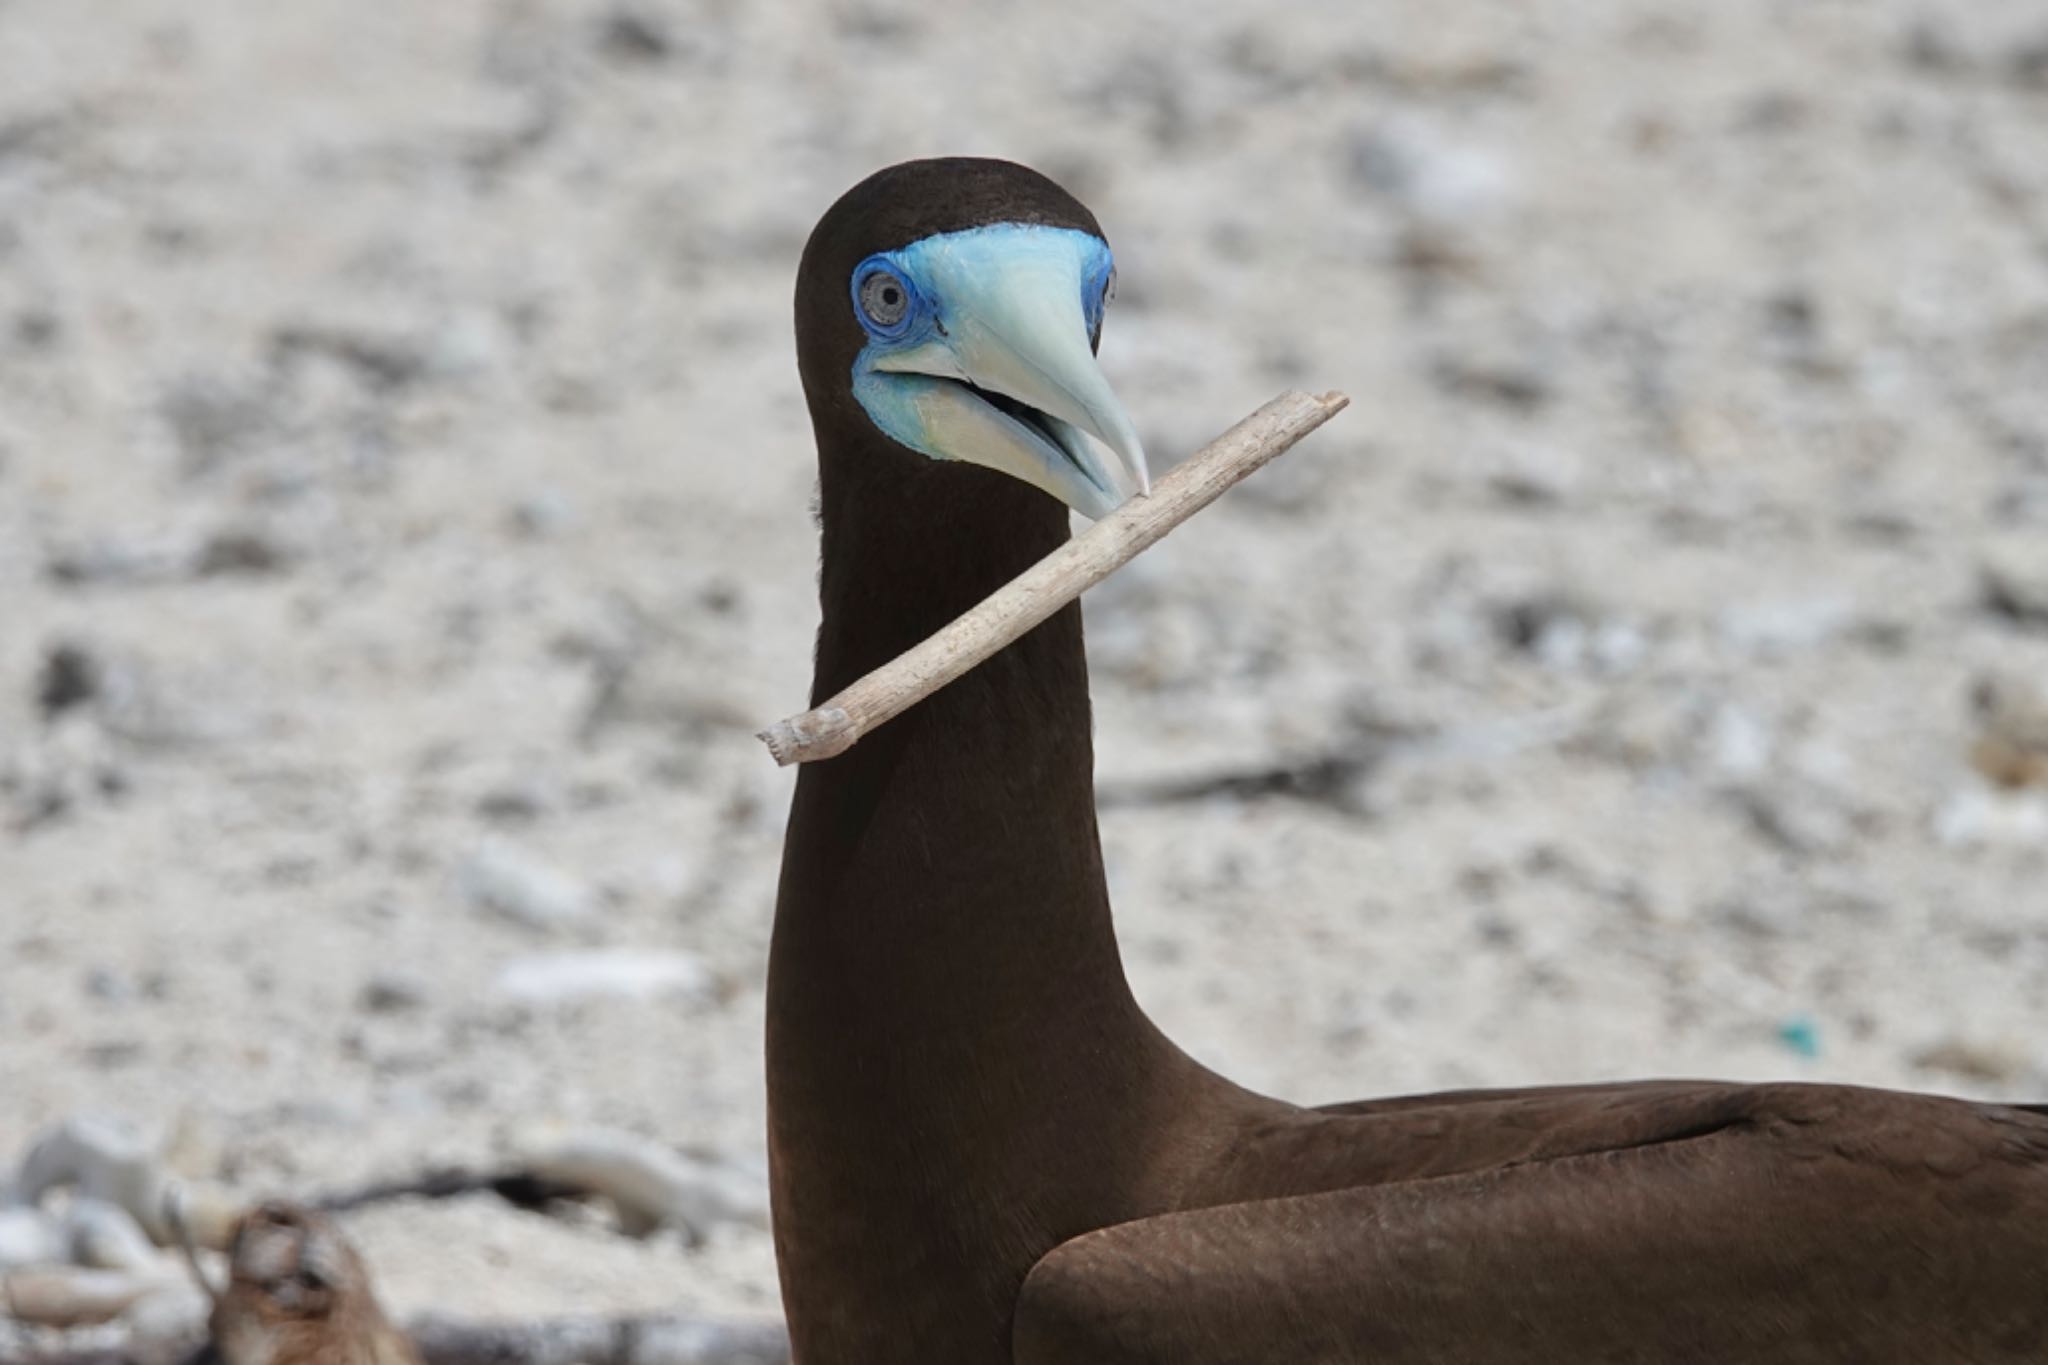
795 159 1148 520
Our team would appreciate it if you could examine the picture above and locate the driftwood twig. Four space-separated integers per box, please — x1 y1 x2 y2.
757 388 1351 765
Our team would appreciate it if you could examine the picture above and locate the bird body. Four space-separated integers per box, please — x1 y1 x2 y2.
770 158 2048 1364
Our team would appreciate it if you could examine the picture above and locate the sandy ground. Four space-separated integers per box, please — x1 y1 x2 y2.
5 0 2048 1344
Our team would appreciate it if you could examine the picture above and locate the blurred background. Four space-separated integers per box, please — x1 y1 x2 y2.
4 0 2047 1349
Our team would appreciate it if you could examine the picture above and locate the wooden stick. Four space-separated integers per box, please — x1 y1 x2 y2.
757 388 1351 766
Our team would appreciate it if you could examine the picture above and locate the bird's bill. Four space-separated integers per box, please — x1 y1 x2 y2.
863 234 1148 519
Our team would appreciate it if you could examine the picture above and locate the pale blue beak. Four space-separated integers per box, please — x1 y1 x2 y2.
850 226 1149 520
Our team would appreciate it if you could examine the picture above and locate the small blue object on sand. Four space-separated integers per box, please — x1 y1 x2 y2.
1776 1013 1822 1060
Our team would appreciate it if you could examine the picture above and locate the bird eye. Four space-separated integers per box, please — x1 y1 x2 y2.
858 268 911 330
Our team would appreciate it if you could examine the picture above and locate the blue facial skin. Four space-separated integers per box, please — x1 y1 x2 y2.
846 224 1115 464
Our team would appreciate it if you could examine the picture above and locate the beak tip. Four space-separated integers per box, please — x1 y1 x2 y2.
1103 423 1148 502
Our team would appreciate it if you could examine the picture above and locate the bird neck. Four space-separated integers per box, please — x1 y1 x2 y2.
766 442 1177 1360
776 447 1140 1034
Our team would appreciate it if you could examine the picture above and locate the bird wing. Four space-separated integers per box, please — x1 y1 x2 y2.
1015 1084 2048 1364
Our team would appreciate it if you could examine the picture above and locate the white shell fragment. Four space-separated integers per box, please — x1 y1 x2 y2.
65 1198 162 1272
0 1206 67 1270
459 839 598 929
492 951 713 1007
14 1115 245 1250
510 1127 769 1242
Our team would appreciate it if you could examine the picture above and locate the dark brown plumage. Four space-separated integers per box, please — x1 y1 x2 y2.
769 158 2048 1364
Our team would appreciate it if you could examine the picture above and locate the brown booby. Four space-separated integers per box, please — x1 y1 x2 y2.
770 157 2048 1364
